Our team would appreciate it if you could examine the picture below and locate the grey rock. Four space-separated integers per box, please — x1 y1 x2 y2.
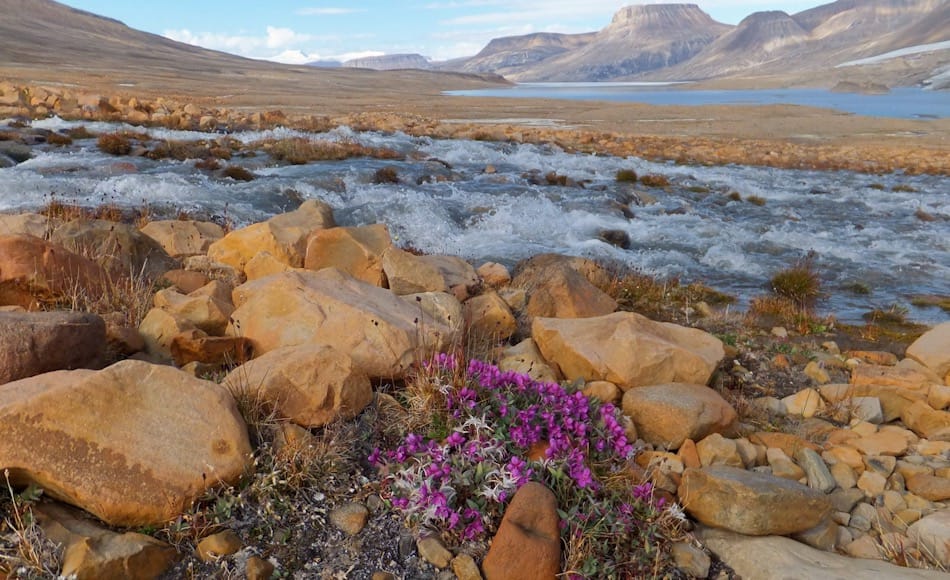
796 447 837 493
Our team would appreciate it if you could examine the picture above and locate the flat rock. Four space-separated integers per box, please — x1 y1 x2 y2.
0 311 105 385
50 219 176 279
0 360 251 526
678 465 832 536
697 527 947 579
533 312 724 390
229 269 456 379
34 502 179 580
622 383 737 450
902 401 950 441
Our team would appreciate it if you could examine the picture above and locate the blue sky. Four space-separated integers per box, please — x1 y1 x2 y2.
60 1 827 63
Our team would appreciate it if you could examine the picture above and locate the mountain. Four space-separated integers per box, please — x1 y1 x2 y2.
443 0 948 87
654 0 949 82
442 32 597 78
343 54 432 71
496 4 732 81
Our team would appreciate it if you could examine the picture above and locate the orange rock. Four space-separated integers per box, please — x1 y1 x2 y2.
748 432 820 457
0 234 107 309
304 224 391 286
846 351 899 366
482 482 560 580
851 364 936 391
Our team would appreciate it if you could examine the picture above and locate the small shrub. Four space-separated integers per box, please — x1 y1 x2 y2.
194 158 221 171
0 131 21 142
222 165 255 182
770 256 821 307
640 174 670 188
372 166 400 184
97 132 132 156
545 171 568 186
746 195 767 206
373 356 680 578
727 191 742 202
66 126 94 140
892 184 917 193
687 185 710 194
867 183 886 191
46 132 73 146
615 169 638 183
844 281 871 295
863 303 909 325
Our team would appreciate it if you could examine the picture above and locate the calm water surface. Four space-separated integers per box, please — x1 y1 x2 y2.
447 83 949 120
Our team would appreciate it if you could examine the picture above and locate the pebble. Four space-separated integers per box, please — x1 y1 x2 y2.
329 502 370 536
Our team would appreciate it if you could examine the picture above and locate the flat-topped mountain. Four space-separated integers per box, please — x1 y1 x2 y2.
503 4 732 81
343 54 432 71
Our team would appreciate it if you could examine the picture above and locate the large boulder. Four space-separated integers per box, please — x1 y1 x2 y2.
0 235 107 309
139 220 224 258
0 360 251 526
623 383 736 450
228 269 457 379
207 200 335 271
304 224 391 286
482 482 560 580
223 344 372 428
532 312 724 390
382 247 478 295
50 219 177 279
906 322 950 380
678 465 832 536
0 311 106 385
697 527 947 580
512 254 616 320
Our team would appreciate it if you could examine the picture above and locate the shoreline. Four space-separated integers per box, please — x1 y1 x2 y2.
1 77 949 175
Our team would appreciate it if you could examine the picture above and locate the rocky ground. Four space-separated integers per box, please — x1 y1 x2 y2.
1 80 948 176
1 91 950 580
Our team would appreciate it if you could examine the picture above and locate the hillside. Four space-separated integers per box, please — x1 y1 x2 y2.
0 0 505 106
442 32 597 78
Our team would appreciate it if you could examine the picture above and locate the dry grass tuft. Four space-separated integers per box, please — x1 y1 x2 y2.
66 126 95 140
0 472 62 578
262 137 402 165
372 166 400 184
769 255 822 308
615 169 638 183
97 132 133 155
45 132 73 146
221 165 256 182
640 174 670 188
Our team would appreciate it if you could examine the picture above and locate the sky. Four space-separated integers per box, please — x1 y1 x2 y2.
60 1 828 64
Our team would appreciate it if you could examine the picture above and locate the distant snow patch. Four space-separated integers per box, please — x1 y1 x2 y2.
836 40 950 68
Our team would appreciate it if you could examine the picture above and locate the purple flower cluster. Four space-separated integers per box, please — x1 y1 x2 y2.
373 356 666 575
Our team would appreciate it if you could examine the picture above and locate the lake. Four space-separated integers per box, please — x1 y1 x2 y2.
447 83 949 120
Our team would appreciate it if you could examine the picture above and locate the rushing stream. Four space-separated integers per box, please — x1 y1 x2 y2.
2 117 948 324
